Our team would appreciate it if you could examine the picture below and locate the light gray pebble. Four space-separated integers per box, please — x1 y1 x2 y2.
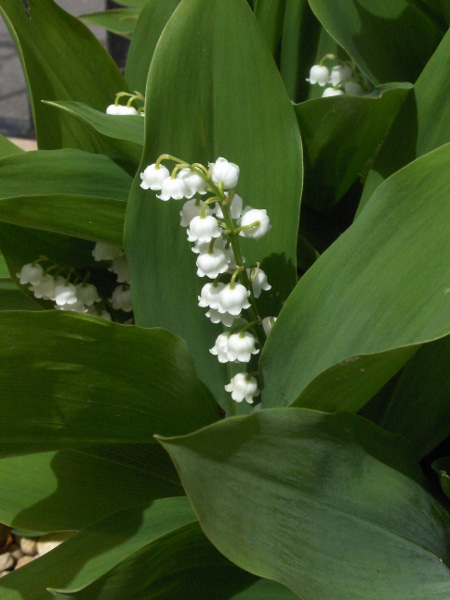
17 536 37 556
0 553 14 571
0 570 11 578
15 555 36 569
8 544 23 560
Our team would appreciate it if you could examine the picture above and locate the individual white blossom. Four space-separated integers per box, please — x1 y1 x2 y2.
157 175 190 201
247 268 271 298
215 193 243 219
344 81 364 95
75 283 100 307
198 282 225 309
110 285 133 312
329 64 353 86
180 199 210 227
196 248 229 278
92 242 124 262
109 255 130 284
239 208 271 240
262 316 277 336
57 298 87 313
205 307 235 327
209 157 240 189
53 280 78 307
307 65 329 86
106 104 138 116
178 168 208 196
225 373 259 404
86 305 112 321
17 263 44 286
322 87 344 97
226 332 259 363
29 273 56 299
140 163 171 191
209 333 231 363
187 215 222 243
218 282 250 316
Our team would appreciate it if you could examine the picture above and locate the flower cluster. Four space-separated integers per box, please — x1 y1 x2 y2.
106 91 145 116
307 55 369 97
140 154 276 405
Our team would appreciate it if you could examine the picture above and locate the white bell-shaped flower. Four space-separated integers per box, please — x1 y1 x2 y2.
92 242 124 261
29 273 55 299
140 163 170 191
106 104 138 115
218 282 250 316
344 81 364 96
239 208 271 240
187 215 222 243
198 282 225 308
57 298 87 313
329 64 353 86
86 305 112 321
17 263 44 286
225 373 259 404
226 332 259 363
156 175 190 200
109 255 130 284
209 333 231 363
110 285 133 312
178 168 208 196
215 193 243 219
75 283 100 307
205 307 235 327
247 268 271 298
53 280 78 306
196 248 229 278
322 87 344 97
191 236 226 255
209 157 240 189
307 65 329 86
262 316 277 336
180 199 210 227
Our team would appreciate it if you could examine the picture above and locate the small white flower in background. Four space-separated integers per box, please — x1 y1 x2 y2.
109 255 130 284
29 273 56 299
106 104 138 115
92 242 124 262
238 208 271 240
344 81 364 96
226 332 259 363
205 307 235 327
322 87 344 97
178 168 208 196
157 175 190 201
180 199 210 227
329 64 353 86
209 333 231 363
110 285 133 312
218 282 250 316
75 283 100 307
140 163 170 191
196 248 229 278
262 316 277 336
86 305 112 321
53 280 78 307
225 373 259 404
215 193 243 220
198 282 225 309
209 157 240 189
307 64 329 86
57 298 87 313
17 263 44 286
247 268 271 298
187 215 222 243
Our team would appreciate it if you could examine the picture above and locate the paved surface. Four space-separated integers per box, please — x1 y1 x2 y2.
0 1 106 138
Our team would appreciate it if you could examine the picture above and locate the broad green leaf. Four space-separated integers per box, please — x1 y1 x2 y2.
254 0 287 57
433 458 450 502
0 311 219 450
261 143 450 410
359 26 450 212
0 281 42 311
0 498 197 600
405 0 450 29
307 0 442 85
376 335 450 459
296 84 411 209
125 0 181 93
80 9 140 38
0 0 127 150
159 409 450 600
125 0 302 411
0 446 181 531
0 134 23 158
45 102 144 164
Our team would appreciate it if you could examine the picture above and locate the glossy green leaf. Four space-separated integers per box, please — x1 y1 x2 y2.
0 134 23 158
376 335 450 458
296 84 411 209
261 143 450 410
405 0 450 29
0 281 42 311
0 499 197 600
359 26 450 211
125 0 302 411
254 0 287 57
159 408 450 600
80 9 140 38
0 445 181 531
0 311 219 451
307 0 442 85
0 0 127 151
45 102 144 164
125 0 181 93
